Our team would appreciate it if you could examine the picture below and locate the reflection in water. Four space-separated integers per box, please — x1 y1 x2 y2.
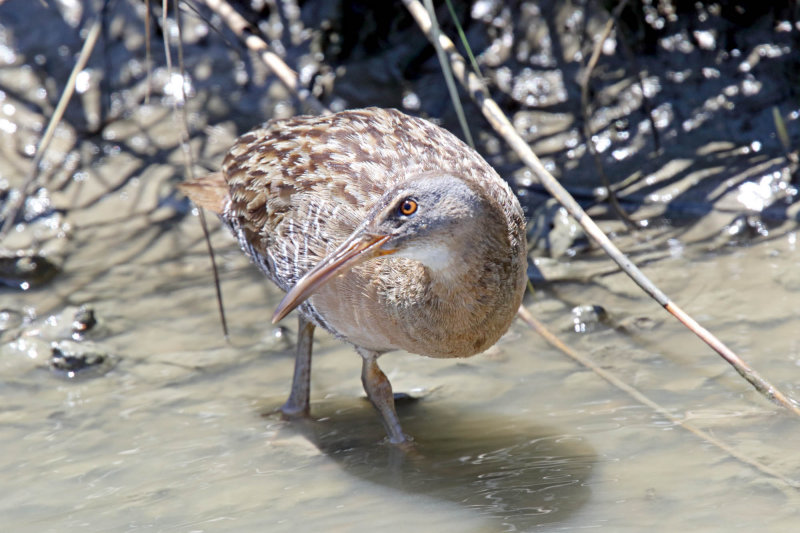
281 398 596 531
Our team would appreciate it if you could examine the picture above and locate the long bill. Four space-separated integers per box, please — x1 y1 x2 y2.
271 233 394 323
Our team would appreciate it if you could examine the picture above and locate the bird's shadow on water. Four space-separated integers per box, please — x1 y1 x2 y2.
281 397 596 531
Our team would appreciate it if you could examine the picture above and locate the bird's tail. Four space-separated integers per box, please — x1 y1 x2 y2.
178 173 228 214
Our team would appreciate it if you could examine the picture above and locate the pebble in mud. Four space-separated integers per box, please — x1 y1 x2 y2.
571 304 608 334
49 341 115 379
0 305 114 379
71 306 97 339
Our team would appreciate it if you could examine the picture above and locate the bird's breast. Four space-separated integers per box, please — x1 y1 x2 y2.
298 257 403 351
307 255 524 359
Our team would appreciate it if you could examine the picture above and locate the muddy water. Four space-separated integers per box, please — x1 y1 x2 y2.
3 0 800 531
3 170 800 532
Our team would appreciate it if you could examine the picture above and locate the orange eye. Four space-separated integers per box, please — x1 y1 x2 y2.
398 198 418 216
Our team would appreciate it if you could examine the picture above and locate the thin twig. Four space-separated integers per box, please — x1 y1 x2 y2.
402 0 800 416
145 0 153 104
614 12 662 153
579 0 639 228
165 0 229 338
517 306 800 490
0 18 102 241
444 0 482 78
199 0 326 115
423 0 474 148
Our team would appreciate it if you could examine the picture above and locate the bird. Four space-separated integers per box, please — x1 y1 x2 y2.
180 107 527 444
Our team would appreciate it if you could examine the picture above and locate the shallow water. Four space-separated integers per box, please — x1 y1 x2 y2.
2 0 800 531
3 203 800 532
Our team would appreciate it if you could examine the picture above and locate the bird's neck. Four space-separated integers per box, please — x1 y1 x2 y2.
396 226 522 358
397 240 465 284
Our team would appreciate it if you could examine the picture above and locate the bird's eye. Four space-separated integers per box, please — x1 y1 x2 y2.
398 198 418 216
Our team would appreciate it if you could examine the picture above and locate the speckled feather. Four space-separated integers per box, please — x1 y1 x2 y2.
182 108 526 358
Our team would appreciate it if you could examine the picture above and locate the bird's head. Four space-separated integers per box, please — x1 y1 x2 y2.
271 173 499 323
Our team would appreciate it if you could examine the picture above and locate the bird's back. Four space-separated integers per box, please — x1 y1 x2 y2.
221 108 523 284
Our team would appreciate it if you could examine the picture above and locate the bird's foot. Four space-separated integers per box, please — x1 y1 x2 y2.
278 401 310 420
385 432 415 448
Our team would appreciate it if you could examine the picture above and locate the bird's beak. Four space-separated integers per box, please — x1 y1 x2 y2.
271 232 395 323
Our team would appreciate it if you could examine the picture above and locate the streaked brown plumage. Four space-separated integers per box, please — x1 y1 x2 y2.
181 108 527 444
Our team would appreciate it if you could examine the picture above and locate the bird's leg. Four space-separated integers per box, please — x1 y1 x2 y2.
280 316 315 418
358 348 410 445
